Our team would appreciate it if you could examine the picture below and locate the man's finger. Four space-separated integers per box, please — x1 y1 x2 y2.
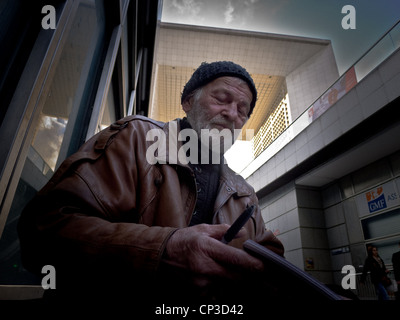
193 223 231 240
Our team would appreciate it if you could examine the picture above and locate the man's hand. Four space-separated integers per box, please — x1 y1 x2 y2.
162 223 264 286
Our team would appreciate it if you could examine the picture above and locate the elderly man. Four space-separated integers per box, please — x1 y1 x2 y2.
18 61 283 306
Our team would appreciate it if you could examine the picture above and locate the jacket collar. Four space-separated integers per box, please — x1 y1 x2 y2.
220 164 253 197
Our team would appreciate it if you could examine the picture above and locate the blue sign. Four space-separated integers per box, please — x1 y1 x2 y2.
368 193 387 213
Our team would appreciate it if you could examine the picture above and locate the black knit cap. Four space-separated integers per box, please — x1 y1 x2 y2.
181 61 257 116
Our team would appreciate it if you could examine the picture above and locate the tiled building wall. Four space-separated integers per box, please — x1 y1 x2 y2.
323 150 400 285
259 182 333 283
258 149 400 286
286 44 339 121
259 150 400 286
247 48 400 193
259 182 300 266
254 48 400 286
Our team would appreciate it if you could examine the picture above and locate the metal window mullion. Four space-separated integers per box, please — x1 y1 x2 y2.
85 25 122 140
0 0 79 236
120 19 129 117
127 48 142 116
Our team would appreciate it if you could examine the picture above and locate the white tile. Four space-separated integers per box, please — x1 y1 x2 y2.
321 105 339 129
266 165 277 183
275 160 286 178
287 208 301 229
301 228 328 248
378 50 400 83
324 203 345 228
339 103 363 133
286 228 302 251
331 252 353 271
355 70 384 101
322 183 342 207
284 248 304 269
258 164 267 182
308 133 324 156
295 131 308 151
335 89 359 118
327 224 349 248
296 143 310 164
360 86 389 119
299 208 325 228
284 140 296 158
261 210 272 225
274 148 285 164
285 152 297 172
383 72 400 102
267 212 286 234
265 155 276 172
306 119 322 140
303 249 332 270
284 190 298 212
322 120 342 146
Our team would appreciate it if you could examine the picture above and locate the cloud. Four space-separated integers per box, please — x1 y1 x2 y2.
170 0 201 15
33 115 66 171
221 0 260 27
162 0 263 29
224 1 234 23
163 0 203 24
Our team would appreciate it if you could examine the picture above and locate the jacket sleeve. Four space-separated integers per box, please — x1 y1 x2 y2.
17 118 177 282
18 175 176 275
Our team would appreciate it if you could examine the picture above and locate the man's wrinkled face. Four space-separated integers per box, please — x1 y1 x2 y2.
183 76 252 138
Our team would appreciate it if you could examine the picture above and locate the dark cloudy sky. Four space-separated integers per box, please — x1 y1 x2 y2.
161 0 400 74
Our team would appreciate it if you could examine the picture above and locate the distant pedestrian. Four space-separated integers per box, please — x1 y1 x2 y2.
361 246 390 300
392 242 400 301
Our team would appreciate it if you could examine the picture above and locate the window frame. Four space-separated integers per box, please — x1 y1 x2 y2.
0 0 154 299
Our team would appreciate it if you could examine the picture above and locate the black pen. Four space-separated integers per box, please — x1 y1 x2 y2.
221 205 255 244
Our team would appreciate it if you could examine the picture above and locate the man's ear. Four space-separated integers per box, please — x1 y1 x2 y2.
182 98 192 113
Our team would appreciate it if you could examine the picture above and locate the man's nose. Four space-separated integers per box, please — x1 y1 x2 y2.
221 103 238 121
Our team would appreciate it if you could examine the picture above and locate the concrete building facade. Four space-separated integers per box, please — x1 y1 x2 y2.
249 47 400 293
149 22 340 166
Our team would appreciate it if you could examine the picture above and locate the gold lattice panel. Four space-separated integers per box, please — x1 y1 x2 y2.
253 95 290 158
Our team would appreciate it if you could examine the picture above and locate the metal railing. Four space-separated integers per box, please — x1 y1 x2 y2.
241 19 400 178
355 271 397 300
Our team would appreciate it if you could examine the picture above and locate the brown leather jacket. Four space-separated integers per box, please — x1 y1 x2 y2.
18 115 284 301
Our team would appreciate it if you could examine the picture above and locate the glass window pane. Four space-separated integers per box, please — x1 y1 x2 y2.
99 83 117 131
33 0 105 172
361 208 400 240
0 0 106 285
